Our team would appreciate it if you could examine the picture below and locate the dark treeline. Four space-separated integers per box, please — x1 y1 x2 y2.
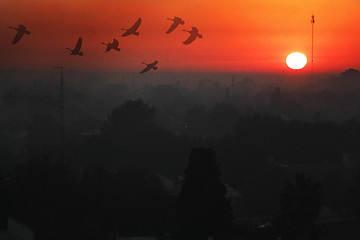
1 69 360 239
2 158 175 239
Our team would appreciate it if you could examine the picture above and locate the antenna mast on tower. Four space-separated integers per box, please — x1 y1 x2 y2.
311 15 315 81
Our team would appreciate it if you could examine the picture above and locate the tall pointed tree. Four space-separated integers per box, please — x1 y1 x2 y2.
176 148 233 240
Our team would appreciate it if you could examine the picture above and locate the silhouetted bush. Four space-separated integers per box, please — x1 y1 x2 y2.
275 173 321 240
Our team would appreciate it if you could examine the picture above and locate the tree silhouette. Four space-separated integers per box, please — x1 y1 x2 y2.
183 105 211 137
210 103 239 137
102 98 156 137
276 173 321 240
176 148 233 240
79 166 175 238
25 114 60 158
0 169 8 230
348 168 360 218
7 157 79 240
99 99 178 171
6 158 175 240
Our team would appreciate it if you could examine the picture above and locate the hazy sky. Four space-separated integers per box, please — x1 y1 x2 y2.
1 0 359 74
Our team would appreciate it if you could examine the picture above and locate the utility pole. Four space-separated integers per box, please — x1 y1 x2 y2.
311 15 315 81
55 66 64 162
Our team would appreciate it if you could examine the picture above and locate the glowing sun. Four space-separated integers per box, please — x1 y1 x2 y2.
286 52 307 70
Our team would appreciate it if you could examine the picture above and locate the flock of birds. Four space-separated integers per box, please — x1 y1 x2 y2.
8 17 203 74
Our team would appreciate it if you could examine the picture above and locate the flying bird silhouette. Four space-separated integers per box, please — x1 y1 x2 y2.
140 60 158 74
101 39 120 52
182 27 203 45
166 16 185 34
66 37 83 56
122 18 142 37
9 25 30 44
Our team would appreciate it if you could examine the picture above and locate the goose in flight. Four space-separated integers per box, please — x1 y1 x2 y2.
166 16 185 34
9 25 30 44
140 60 158 74
66 37 83 56
182 27 203 45
101 39 120 52
122 18 142 37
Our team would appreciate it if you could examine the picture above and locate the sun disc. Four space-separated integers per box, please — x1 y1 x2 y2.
286 52 307 70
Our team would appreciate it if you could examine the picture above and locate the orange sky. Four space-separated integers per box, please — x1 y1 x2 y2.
1 0 359 73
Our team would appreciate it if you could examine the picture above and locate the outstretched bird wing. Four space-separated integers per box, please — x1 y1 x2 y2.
182 33 197 45
140 65 152 74
122 31 131 37
122 18 141 36
166 22 179 34
12 31 25 44
74 37 82 52
130 18 142 31
113 39 119 47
